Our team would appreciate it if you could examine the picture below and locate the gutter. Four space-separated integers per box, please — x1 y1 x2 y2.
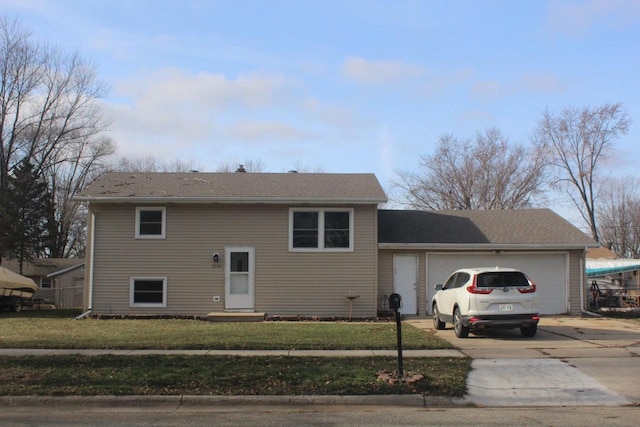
76 210 97 321
86 210 96 314
73 196 388 205
378 243 598 251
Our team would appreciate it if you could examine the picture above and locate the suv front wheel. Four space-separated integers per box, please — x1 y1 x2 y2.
433 304 445 330
453 307 469 338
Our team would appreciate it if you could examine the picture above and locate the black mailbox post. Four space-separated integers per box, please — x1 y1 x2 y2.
389 293 403 376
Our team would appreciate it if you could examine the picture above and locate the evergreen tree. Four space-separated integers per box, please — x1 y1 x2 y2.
1 160 53 273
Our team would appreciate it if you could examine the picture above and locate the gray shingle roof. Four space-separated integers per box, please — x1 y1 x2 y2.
76 172 387 204
378 209 597 248
1 258 84 277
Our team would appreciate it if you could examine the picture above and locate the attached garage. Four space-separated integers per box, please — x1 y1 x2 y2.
378 209 598 316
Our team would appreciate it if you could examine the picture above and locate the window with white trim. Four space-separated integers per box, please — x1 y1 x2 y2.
289 208 354 251
135 207 166 239
130 277 167 307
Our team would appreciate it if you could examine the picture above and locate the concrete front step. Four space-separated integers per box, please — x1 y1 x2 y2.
207 312 266 322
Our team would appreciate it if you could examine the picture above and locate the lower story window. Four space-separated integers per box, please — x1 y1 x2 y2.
130 277 167 307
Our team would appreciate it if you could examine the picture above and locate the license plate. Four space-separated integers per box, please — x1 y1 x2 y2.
499 304 513 311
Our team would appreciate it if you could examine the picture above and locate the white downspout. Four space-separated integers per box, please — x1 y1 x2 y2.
75 209 95 320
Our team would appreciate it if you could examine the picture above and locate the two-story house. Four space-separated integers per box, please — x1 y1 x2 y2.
77 171 598 318
76 172 387 318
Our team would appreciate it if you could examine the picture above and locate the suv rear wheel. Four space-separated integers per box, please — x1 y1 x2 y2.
453 307 469 338
520 324 537 337
432 304 445 330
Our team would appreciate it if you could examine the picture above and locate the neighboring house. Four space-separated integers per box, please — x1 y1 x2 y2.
76 172 597 318
377 210 598 316
1 258 85 308
586 247 640 300
75 172 387 317
46 264 85 309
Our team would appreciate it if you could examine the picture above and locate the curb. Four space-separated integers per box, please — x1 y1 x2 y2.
0 394 469 408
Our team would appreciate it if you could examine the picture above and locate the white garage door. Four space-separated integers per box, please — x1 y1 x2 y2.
426 253 568 315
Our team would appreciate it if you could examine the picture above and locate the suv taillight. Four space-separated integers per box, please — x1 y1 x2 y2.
518 281 537 294
466 275 493 294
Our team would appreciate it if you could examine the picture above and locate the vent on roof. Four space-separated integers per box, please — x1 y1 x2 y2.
236 165 246 173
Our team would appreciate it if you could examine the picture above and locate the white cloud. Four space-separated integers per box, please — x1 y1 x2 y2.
224 121 307 142
101 67 369 170
547 0 640 37
470 73 565 101
105 68 296 143
342 56 425 85
419 67 475 96
115 68 291 111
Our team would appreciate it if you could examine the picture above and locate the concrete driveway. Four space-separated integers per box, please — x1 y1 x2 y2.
407 316 640 406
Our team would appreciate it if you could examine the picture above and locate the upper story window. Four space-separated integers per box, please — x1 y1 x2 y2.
289 208 354 252
135 207 166 239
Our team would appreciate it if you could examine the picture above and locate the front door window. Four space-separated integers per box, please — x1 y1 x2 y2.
225 247 255 311
229 252 249 295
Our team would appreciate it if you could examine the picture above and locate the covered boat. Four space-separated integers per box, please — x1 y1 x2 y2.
0 266 38 300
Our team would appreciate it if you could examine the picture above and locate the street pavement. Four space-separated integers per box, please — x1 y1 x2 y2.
1 315 638 408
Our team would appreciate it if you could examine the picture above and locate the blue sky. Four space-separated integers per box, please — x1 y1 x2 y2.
3 0 640 223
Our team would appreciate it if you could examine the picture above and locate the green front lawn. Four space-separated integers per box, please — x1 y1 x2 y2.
0 355 470 397
0 310 453 350
0 311 468 397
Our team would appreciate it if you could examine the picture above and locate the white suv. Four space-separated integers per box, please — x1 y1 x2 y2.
431 267 540 338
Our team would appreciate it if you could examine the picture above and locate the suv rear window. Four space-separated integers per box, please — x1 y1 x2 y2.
477 272 529 288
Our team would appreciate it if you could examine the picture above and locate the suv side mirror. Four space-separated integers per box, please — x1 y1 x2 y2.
435 284 444 291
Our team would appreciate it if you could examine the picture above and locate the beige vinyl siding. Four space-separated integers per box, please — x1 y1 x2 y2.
568 249 585 315
377 250 427 315
90 203 378 317
83 212 94 311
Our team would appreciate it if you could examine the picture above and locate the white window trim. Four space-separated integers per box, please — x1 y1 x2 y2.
130 277 168 308
289 208 354 252
135 207 166 239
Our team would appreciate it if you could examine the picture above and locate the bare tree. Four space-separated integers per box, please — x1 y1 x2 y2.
0 15 112 259
394 128 546 210
215 159 267 173
285 161 325 173
533 103 631 242
597 177 640 258
46 137 114 257
112 156 200 173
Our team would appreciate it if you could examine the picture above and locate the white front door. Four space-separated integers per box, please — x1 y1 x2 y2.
225 246 255 311
394 255 418 315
